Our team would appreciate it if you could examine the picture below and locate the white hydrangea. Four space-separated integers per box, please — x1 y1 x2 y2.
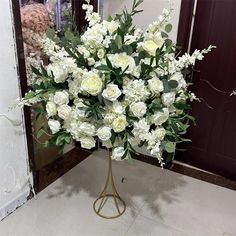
123 79 151 102
132 119 150 141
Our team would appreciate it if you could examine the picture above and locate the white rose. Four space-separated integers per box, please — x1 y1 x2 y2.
112 115 127 133
97 126 112 141
80 136 96 149
81 71 103 95
97 49 105 59
112 147 127 161
162 92 176 107
155 128 166 140
46 101 57 117
109 53 136 73
141 33 164 56
79 122 96 136
57 104 72 120
54 91 69 105
48 63 68 83
48 119 61 134
102 84 122 101
88 58 95 66
103 20 119 35
130 102 147 118
142 40 158 56
148 77 164 94
152 108 169 125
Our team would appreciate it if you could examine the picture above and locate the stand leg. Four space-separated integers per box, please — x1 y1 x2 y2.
93 150 126 219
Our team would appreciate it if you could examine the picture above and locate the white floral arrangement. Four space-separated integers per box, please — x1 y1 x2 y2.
17 0 215 166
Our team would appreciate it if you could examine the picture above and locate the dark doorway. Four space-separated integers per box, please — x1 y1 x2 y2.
177 0 236 180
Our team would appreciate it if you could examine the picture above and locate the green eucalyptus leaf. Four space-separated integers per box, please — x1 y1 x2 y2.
165 142 176 153
31 65 41 76
168 80 178 89
46 28 55 39
65 31 74 41
115 35 123 49
161 31 168 38
37 129 45 139
165 24 173 33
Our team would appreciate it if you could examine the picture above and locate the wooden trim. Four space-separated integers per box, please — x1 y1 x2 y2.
132 153 236 191
11 0 37 193
36 148 91 193
177 0 195 54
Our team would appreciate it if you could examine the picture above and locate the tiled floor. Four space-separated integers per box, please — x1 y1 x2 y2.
1 149 236 236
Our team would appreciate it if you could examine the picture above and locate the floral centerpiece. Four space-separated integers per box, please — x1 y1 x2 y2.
17 0 214 167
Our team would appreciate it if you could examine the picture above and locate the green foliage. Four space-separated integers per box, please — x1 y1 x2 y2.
165 24 172 33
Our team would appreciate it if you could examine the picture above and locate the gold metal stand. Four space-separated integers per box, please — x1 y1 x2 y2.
93 151 126 219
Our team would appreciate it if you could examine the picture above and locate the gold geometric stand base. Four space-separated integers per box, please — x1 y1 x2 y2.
93 151 126 219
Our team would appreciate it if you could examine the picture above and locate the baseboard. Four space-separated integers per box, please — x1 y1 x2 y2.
0 188 30 221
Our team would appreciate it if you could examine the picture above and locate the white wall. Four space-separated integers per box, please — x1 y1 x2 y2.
0 0 31 220
103 0 181 42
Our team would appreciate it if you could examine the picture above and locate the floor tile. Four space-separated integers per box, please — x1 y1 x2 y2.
139 170 236 236
1 149 236 236
125 214 190 236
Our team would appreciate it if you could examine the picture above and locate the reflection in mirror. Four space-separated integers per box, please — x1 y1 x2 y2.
20 0 73 170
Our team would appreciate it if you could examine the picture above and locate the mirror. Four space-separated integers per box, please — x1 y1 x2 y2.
13 0 98 192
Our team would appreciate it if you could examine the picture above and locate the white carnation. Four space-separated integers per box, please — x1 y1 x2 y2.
48 119 61 134
80 136 96 149
97 126 112 141
162 92 176 107
79 122 96 136
112 147 127 161
102 84 121 101
54 91 69 105
130 102 147 118
57 104 72 120
46 101 57 117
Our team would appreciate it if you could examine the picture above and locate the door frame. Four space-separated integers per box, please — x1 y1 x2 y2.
176 0 195 54
12 0 98 193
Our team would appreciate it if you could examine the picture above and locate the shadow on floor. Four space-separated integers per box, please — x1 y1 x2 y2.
46 149 187 219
